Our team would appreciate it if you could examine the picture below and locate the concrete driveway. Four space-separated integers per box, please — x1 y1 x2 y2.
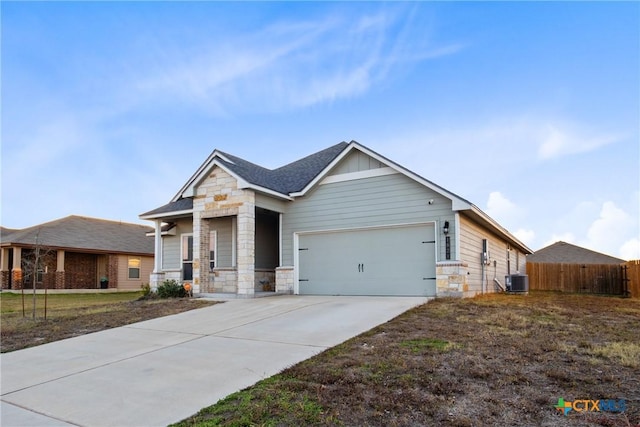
1 295 429 427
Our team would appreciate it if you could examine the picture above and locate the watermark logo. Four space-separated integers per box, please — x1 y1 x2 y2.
555 398 626 416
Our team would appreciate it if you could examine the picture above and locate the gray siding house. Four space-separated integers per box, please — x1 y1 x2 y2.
140 141 532 297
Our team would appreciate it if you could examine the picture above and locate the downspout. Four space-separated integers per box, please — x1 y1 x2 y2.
493 260 505 292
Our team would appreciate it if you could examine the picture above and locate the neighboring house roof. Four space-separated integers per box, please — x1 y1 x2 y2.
0 215 154 255
527 241 625 264
140 140 532 254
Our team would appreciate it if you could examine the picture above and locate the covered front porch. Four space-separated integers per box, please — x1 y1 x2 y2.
0 247 116 290
150 204 286 297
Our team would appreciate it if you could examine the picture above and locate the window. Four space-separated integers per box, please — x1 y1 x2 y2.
128 257 141 279
182 234 193 281
37 266 45 283
209 230 217 272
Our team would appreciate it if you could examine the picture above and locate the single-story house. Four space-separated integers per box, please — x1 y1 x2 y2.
0 215 154 291
526 241 628 295
141 141 532 298
527 241 625 265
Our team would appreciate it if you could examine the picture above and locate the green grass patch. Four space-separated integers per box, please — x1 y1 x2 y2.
0 291 143 316
171 376 331 427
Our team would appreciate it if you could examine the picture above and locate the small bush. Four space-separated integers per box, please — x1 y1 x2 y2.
141 283 152 297
157 280 187 298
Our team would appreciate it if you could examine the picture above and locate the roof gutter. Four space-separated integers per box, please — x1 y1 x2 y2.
465 205 533 254
139 209 194 221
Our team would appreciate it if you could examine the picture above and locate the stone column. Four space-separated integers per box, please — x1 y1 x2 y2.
1 248 9 289
197 217 211 293
236 196 255 297
11 247 23 290
55 249 66 289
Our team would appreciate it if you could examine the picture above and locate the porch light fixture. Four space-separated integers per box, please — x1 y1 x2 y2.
443 221 449 235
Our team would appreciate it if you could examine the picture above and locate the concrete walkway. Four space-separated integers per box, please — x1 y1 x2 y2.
1 295 429 427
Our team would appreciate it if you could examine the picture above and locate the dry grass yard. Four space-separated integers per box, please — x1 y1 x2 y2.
0 291 215 353
173 293 640 427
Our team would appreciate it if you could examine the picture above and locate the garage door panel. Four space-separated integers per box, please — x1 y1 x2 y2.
298 225 436 296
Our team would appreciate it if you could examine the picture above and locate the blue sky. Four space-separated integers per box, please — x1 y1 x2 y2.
2 2 639 259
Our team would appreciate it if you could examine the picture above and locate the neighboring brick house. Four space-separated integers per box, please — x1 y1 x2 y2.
0 216 154 291
141 141 532 298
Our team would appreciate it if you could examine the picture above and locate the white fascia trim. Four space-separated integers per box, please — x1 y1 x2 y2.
179 157 293 201
172 150 220 202
319 167 398 185
238 182 294 201
468 205 533 254
180 159 241 199
173 152 238 201
290 142 473 212
288 143 356 197
145 229 177 237
140 209 193 221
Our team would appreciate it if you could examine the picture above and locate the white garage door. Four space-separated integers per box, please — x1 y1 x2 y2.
298 224 436 296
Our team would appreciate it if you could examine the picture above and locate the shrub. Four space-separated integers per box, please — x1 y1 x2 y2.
141 283 152 297
157 280 187 298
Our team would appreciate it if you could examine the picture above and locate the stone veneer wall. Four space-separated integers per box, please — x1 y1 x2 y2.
209 268 238 293
193 167 256 296
275 267 294 294
255 269 276 292
436 261 469 297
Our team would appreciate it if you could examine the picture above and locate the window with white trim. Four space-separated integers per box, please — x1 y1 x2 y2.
209 230 217 272
182 234 193 281
128 257 141 279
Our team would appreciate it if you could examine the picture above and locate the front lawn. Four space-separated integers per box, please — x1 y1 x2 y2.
173 293 640 427
0 291 215 352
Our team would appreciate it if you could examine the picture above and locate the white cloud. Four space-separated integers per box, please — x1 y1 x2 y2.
131 7 463 115
620 238 640 260
579 201 634 257
485 191 521 223
513 229 536 246
537 123 623 160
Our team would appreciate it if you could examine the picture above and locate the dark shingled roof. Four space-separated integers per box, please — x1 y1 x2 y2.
217 142 349 194
1 216 154 255
140 197 194 218
527 241 625 264
141 142 349 218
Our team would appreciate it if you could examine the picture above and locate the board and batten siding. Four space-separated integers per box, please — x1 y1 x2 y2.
331 150 385 174
281 172 455 265
459 213 527 296
161 218 193 270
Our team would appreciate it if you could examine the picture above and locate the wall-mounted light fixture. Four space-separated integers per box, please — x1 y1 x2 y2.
443 221 449 235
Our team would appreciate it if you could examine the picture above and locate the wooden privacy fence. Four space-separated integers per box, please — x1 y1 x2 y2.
527 261 640 297
627 260 640 298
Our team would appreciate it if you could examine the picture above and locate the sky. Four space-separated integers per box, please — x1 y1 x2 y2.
1 2 639 260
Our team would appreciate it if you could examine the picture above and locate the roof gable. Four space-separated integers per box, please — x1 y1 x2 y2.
139 140 532 254
528 241 625 264
290 142 473 212
173 142 349 201
1 216 154 255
